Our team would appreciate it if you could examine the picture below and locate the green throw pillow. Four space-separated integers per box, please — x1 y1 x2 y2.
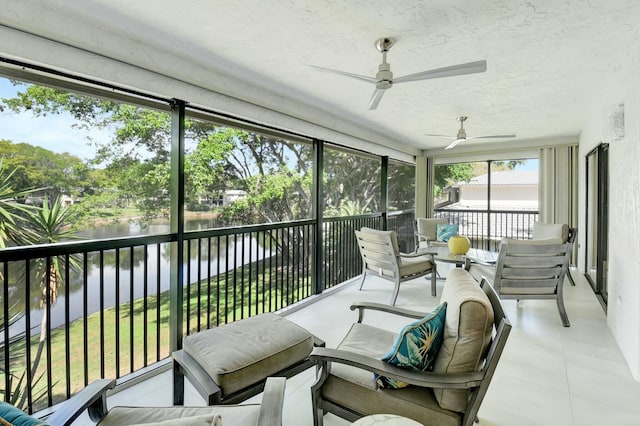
376 302 447 389
436 224 458 242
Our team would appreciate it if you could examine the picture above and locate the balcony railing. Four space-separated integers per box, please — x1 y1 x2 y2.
182 221 316 332
0 223 319 413
11 207 553 414
434 208 539 250
319 209 416 290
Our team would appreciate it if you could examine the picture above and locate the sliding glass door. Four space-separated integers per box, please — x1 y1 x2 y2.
585 143 609 307
433 159 539 250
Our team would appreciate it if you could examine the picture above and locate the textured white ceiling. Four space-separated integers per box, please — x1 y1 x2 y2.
2 0 640 155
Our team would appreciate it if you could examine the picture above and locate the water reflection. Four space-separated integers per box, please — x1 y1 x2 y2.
6 218 271 339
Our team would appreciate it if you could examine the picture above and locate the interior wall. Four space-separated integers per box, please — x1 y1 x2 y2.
578 34 640 381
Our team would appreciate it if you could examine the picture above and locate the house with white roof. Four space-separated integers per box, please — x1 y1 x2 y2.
444 170 539 211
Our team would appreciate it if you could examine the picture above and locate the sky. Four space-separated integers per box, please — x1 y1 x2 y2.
0 77 107 161
515 158 538 171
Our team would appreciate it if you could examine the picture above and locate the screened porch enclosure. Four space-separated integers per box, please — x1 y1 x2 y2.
1 63 552 416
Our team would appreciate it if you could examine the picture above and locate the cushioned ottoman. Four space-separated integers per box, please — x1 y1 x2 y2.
173 313 322 405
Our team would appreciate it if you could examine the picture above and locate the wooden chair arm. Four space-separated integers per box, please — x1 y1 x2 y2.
46 379 116 426
256 377 286 426
310 348 483 389
350 301 428 322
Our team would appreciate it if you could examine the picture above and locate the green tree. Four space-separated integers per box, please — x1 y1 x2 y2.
2 85 229 220
2 83 411 226
0 165 75 409
0 140 87 203
2 86 167 217
434 163 475 196
323 151 381 215
217 130 312 224
388 161 415 211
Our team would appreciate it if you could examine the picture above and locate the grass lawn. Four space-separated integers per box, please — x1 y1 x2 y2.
3 261 311 411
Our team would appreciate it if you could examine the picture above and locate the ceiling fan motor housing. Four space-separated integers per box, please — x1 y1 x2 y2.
456 116 468 139
376 63 393 88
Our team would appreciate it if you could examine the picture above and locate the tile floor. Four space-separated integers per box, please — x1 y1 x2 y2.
72 265 640 425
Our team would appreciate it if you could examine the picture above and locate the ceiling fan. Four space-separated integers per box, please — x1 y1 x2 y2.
309 37 487 110
427 116 516 150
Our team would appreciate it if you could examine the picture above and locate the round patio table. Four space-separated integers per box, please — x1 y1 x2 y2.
419 246 497 268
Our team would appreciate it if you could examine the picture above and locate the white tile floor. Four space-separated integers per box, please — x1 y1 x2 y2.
72 265 640 425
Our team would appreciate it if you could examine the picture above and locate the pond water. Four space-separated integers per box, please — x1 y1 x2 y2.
7 218 271 340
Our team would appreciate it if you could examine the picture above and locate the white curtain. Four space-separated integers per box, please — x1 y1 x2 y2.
415 156 435 218
538 144 579 238
425 156 435 218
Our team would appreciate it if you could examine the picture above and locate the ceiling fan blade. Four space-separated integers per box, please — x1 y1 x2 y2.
307 65 376 84
444 138 466 150
468 134 517 139
394 60 487 84
368 88 386 110
425 133 457 139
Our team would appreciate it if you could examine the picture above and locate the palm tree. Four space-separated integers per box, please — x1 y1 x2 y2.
0 162 38 249
14 196 80 408
0 162 52 409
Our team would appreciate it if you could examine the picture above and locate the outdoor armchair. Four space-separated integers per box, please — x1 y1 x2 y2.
310 269 511 426
355 227 437 304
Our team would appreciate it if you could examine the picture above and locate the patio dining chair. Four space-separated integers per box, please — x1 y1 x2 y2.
532 222 577 286
355 227 437 303
466 227 577 327
414 217 449 251
0 377 285 426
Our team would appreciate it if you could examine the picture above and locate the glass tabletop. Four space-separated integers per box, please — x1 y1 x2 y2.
419 246 497 266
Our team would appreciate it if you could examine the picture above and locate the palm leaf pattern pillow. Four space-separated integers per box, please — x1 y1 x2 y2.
436 223 459 242
376 302 447 389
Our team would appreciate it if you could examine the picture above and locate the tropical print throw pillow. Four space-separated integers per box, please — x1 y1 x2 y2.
375 302 447 389
436 223 458 242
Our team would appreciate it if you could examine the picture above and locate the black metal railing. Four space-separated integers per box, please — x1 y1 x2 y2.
182 221 315 334
321 209 415 290
0 207 533 413
322 214 381 290
434 208 539 251
387 209 416 253
0 220 319 413
0 235 174 412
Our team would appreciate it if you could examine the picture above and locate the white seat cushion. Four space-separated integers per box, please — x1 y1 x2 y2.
533 222 569 242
